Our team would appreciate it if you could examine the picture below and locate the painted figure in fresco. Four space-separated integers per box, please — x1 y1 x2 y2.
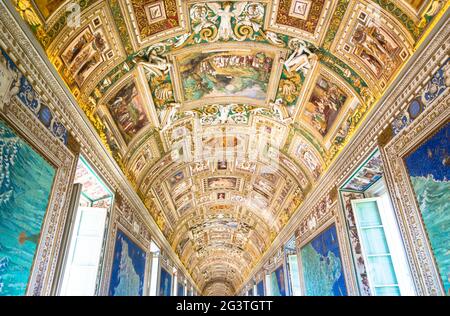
62 29 107 86
15 0 41 26
352 25 397 77
207 2 248 41
107 82 148 142
284 39 317 75
306 76 347 137
269 99 292 124
219 104 232 124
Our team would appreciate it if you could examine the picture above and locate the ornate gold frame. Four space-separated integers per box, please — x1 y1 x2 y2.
0 97 77 295
381 92 449 296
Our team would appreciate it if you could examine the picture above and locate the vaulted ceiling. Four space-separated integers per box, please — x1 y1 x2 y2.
14 0 447 295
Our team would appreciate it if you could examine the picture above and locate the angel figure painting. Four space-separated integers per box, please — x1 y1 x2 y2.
106 81 149 144
179 51 274 102
302 75 348 137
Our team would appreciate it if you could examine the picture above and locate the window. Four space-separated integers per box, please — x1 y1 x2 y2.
173 268 178 296
148 241 160 296
287 254 302 295
351 180 415 296
285 236 301 296
265 274 271 296
58 157 113 296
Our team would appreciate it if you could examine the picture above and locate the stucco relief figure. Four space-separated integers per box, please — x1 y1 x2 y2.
269 99 292 124
284 39 317 75
207 2 248 41
161 103 181 131
219 104 232 124
190 4 216 34
264 31 284 46
136 44 171 79
0 53 20 109
236 3 264 33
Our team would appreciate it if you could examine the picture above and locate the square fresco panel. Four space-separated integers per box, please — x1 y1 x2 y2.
302 75 347 137
159 267 172 296
178 51 274 102
270 265 286 296
34 0 66 19
301 224 348 296
342 151 384 192
61 26 110 87
404 122 449 294
109 229 146 296
350 20 403 81
403 0 427 11
0 119 56 296
206 177 237 190
106 81 149 143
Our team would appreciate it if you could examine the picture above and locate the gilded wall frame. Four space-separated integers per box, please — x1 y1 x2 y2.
0 97 77 295
381 93 449 296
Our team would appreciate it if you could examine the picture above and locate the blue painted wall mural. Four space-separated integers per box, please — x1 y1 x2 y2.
404 122 449 295
177 281 184 296
301 224 348 296
0 119 56 296
270 265 286 296
109 229 146 296
256 280 265 296
159 267 172 296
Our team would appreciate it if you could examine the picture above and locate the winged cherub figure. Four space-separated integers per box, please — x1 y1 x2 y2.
207 2 248 41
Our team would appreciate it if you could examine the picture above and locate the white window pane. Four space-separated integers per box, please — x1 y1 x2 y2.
355 200 382 227
77 208 107 235
368 255 398 286
361 227 389 255
64 266 97 296
374 286 401 296
71 236 103 266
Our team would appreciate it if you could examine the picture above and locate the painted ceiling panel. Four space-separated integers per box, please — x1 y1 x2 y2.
13 0 448 295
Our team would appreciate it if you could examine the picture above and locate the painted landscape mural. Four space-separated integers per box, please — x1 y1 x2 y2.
404 122 449 295
301 224 348 296
106 81 149 144
109 229 146 296
159 267 172 296
0 119 56 296
179 51 274 101
270 265 286 296
256 280 265 296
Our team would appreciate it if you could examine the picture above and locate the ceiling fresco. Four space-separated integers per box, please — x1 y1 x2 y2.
13 0 448 295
